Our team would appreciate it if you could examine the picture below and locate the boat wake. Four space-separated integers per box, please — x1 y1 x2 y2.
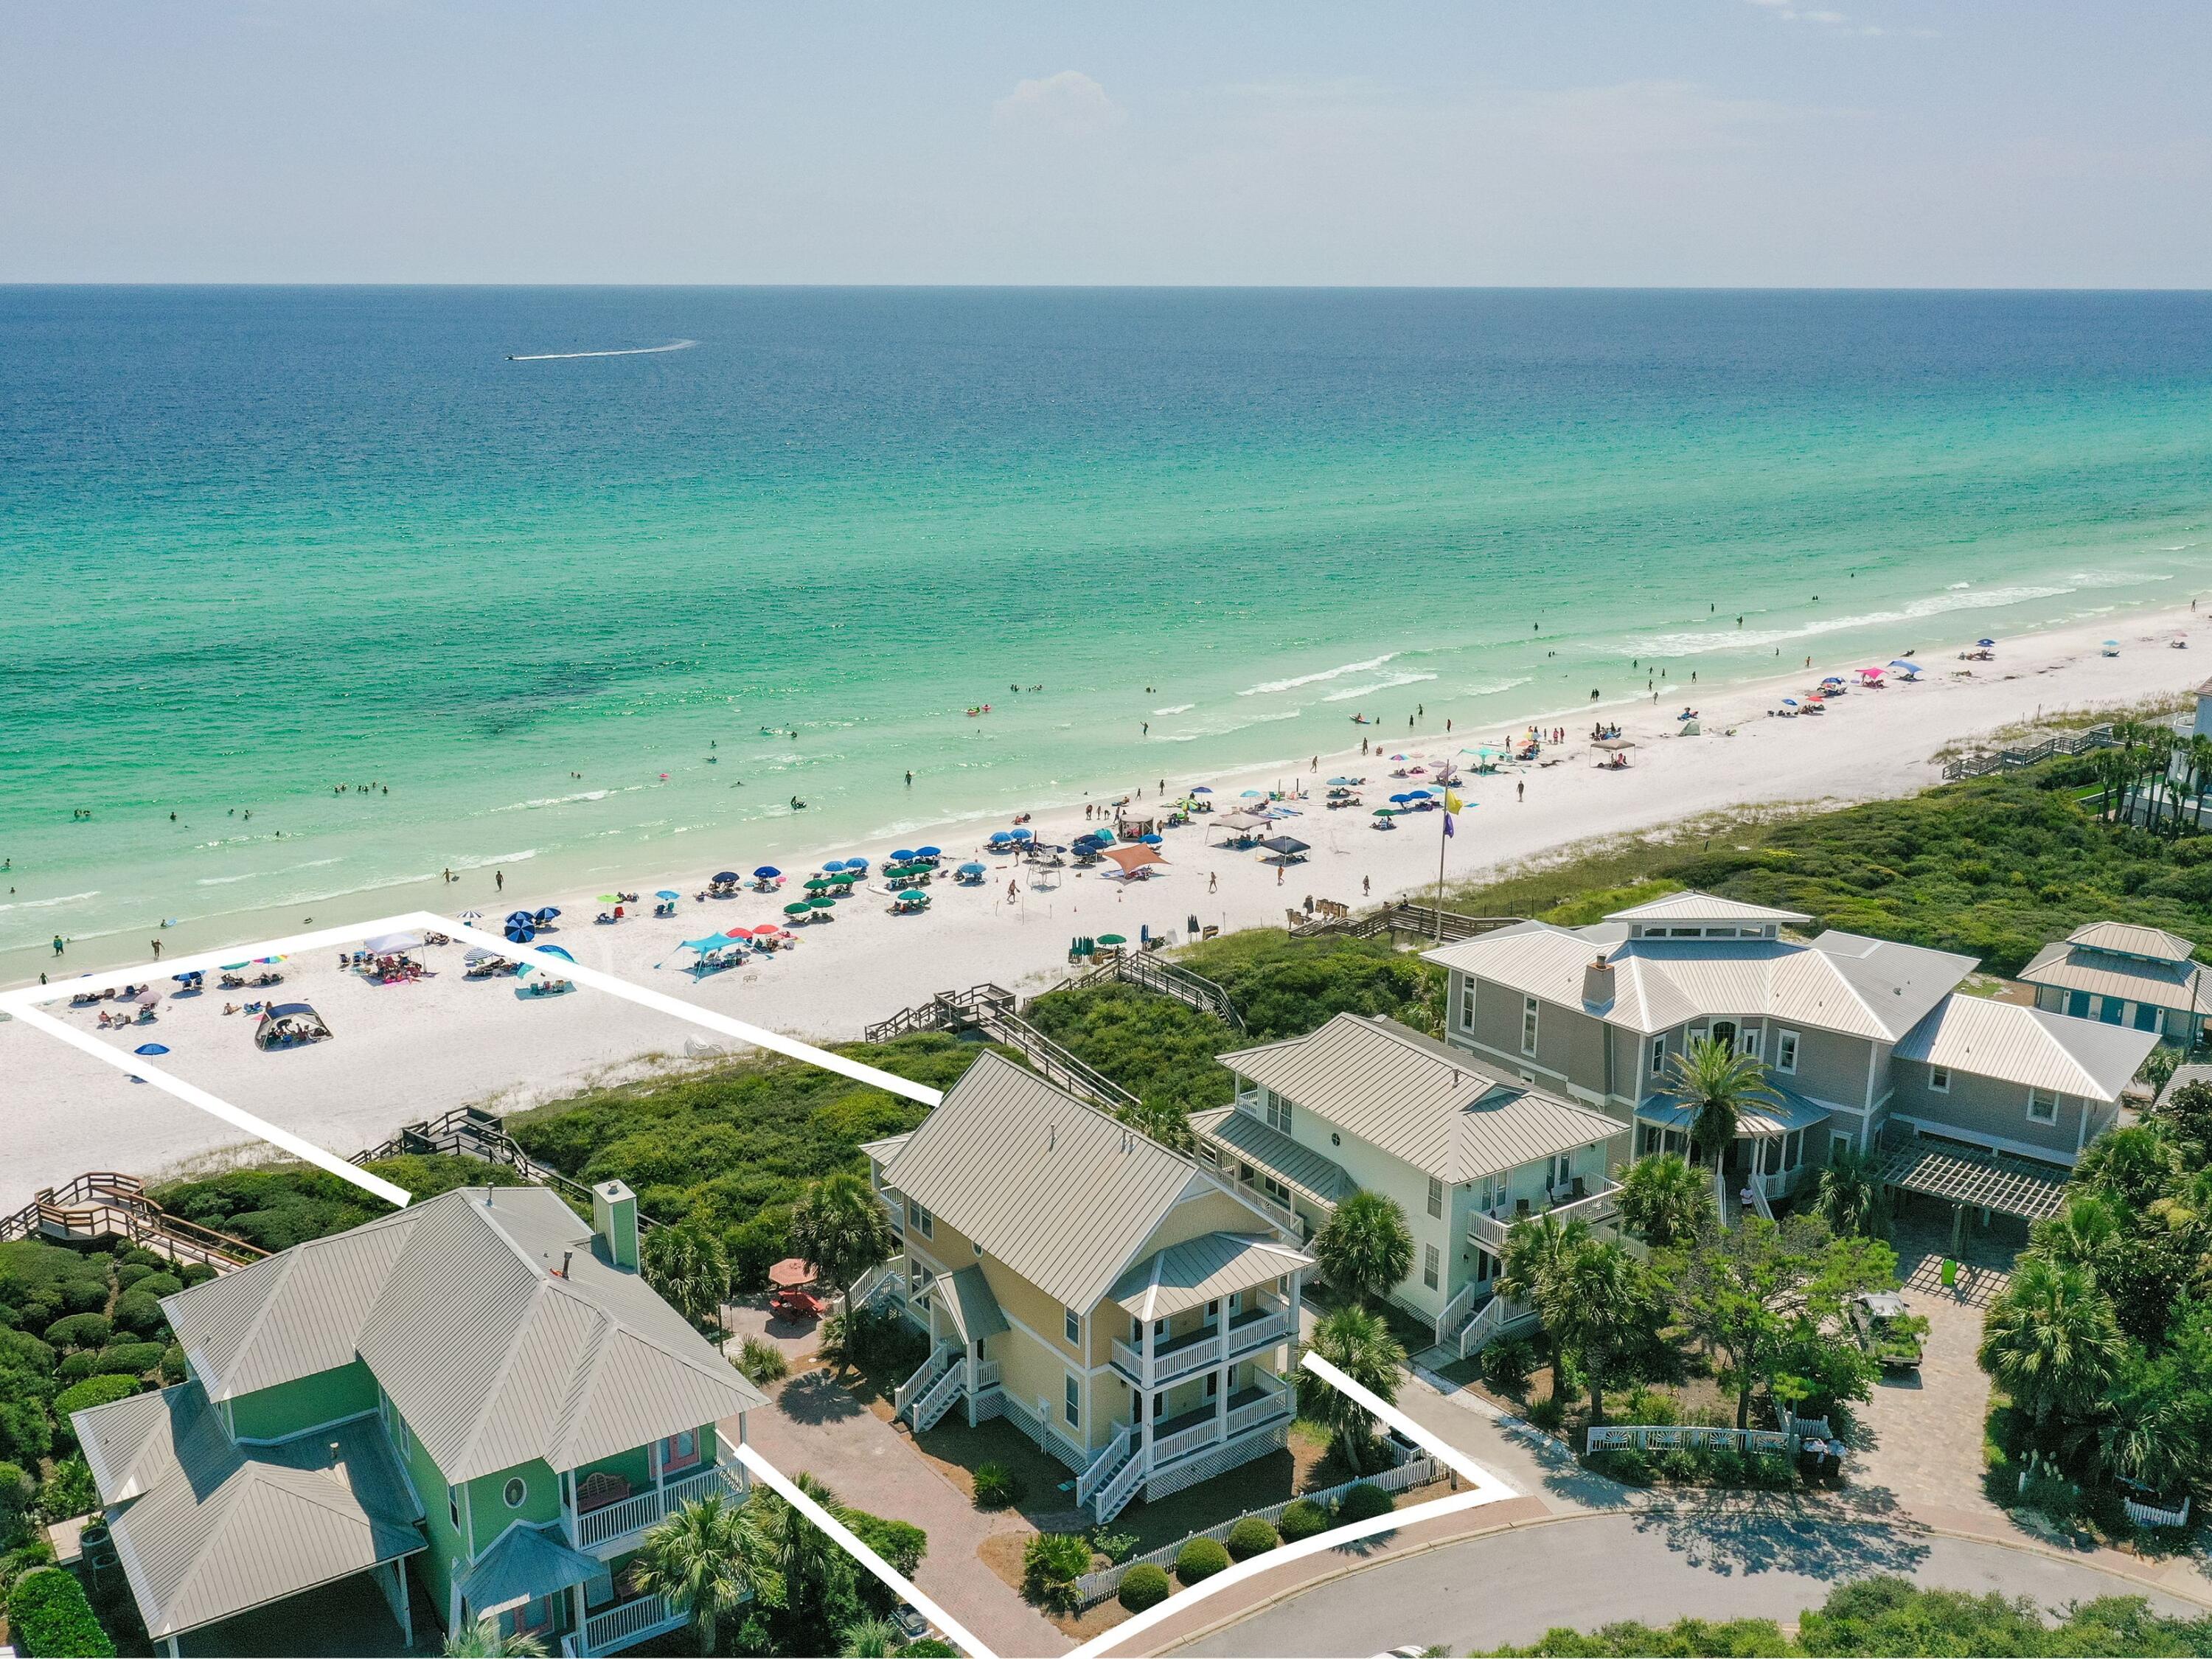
507 339 698 361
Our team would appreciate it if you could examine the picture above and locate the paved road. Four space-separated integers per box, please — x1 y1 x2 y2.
1175 1511 2201 1657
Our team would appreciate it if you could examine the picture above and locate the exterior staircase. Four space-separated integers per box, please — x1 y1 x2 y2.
894 1344 957 1423
1451 1292 1534 1360
862 984 1140 1116
1088 1436 1147 1524
909 1363 968 1432
1076 1427 1137 1514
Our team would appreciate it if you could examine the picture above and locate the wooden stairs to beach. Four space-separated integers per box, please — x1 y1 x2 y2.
351 1106 664 1234
864 983 1141 1116
1290 899 1523 946
0 1172 265 1273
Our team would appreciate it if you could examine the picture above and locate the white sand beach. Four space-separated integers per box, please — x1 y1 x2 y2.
4 602 2207 1208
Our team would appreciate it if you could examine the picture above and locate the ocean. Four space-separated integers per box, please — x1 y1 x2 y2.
3 286 2208 973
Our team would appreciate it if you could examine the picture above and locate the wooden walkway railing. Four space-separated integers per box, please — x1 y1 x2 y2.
352 1107 662 1232
862 984 1141 1115
0 1172 266 1271
1940 723 2120 782
1292 900 1522 945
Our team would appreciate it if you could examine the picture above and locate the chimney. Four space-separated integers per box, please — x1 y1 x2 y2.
592 1180 640 1272
1582 957 1615 1009
557 1250 573 1280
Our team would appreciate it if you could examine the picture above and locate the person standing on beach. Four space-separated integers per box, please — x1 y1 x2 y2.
1363 876 1371 897
1517 780 1525 802
52 934 65 956
1208 872 1217 894
150 939 161 960
905 771 913 787
495 869 504 892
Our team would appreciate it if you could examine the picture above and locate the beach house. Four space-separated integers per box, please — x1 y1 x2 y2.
1419 892 2158 1198
857 1052 1309 1526
1191 1012 1628 1353
69 1182 765 1658
2017 922 2210 1048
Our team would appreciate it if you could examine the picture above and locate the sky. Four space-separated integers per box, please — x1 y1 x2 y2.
3 1 2208 286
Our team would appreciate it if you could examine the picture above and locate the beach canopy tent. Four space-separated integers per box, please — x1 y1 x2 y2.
363 932 423 954
1213 810 1269 832
1100 844 1166 875
1259 835 1311 857
681 936 728 953
1593 737 1636 751
255 1003 331 1051
1888 660 1922 677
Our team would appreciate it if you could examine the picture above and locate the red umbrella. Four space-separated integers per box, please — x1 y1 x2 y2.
725 926 755 939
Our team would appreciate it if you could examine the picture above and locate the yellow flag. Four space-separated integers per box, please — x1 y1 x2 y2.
1444 789 1464 814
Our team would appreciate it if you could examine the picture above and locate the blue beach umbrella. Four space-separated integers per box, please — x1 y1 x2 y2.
1977 638 1996 647
987 830 1013 844
958 861 986 875
534 907 560 922
1190 786 1212 795
845 858 869 872
505 923 535 944
656 889 680 900
891 849 917 863
1009 828 1034 841
506 911 534 928
753 866 781 879
915 845 942 858
1326 777 1356 786
1781 698 1800 708
133 1043 169 1056
1389 792 1416 804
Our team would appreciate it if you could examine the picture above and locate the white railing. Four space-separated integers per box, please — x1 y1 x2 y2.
580 1593 684 1655
571 1463 746 1550
974 1358 1002 1389
2123 1492 2192 1528
1468 1177 1622 1253
847 1256 905 1313
1435 1278 1480 1346
894 1344 955 1420
1093 1443 1149 1523
1228 1306 1290 1356
1585 1424 1795 1455
1077 1425 1138 1509
1226 1383 1294 1440
1111 1331 1217 1389
1149 1416 1224 1467
1748 1183 1775 1222
911 1363 967 1432
1457 1292 1533 1359
1144 1419 1290 1502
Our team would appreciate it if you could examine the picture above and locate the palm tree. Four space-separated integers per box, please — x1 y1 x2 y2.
2096 1382 2199 1500
1814 1145 1888 1239
632 1491 785 1656
1615 1153 1713 1248
790 1172 895 1307
1498 1212 1589 1402
1297 1304 1407 1474
765 1471 860 1644
839 1615 905 1657
642 1222 733 1349
1312 1190 1415 1307
2029 1192 2123 1270
1977 1255 2124 1434
442 1618 548 1658
1663 1037 1780 1212
1548 1239 1652 1428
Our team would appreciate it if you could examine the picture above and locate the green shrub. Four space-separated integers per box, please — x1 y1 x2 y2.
1479 1336 1534 1394
844 1509 926 1579
0 1462 34 1545
108 1293 164 1338
902 1643 959 1657
131 1273 183 1301
1118 1563 1172 1612
55 1353 99 1386
0 1540 55 1597
157 1345 187 1385
734 1336 788 1388
7 1565 116 1657
973 1461 1026 1510
1089 1528 1139 1564
91 1345 165 1380
1524 1394 1568 1433
178 1263 215 1288
1174 1537 1231 1584
1225 1516 1279 1560
1334 1484 1395 1525
1587 1445 1655 1486
35 1461 96 1524
1277 1499 1329 1542
1750 1452 1798 1490
40 1315 108 1354
52 1375 138 1425
1022 1532 1093 1614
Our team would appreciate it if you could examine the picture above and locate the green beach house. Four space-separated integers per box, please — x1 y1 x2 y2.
69 1181 765 1657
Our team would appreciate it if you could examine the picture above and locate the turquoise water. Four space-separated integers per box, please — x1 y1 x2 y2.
3 288 2208 971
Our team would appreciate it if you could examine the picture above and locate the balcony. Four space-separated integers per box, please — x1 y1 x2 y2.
571 1592 685 1655
1467 1174 1621 1253
1146 1379 1295 1471
568 1461 747 1551
1110 1298 1292 1389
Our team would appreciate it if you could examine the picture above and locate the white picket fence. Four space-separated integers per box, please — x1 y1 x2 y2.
1071 1451 1444 1609
1585 1424 1795 1455
2122 1492 2191 1529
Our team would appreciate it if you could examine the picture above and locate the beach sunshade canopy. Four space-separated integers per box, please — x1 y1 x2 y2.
1593 737 1636 751
532 945 575 962
1100 844 1166 873
958 861 986 874
783 902 811 916
463 947 501 963
1889 660 1921 671
1097 933 1127 945
1260 835 1311 855
133 1043 169 1056
363 932 424 953
768 1258 818 1290
681 936 727 952
914 845 941 858
656 889 680 900
1139 833 1164 845
1214 810 1268 830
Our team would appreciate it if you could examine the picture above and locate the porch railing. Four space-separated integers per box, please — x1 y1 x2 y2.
1077 1426 1138 1509
894 1344 956 1420
1467 1174 1622 1253
580 1593 683 1655
1456 1292 1534 1360
1110 1302 1291 1389
571 1463 746 1550
1225 1381 1295 1440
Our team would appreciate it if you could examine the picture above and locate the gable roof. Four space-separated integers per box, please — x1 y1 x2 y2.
1604 891 1811 925
1423 922 1973 1041
1188 1105 1354 1208
75 1384 420 1641
880 1051 1279 1310
1109 1232 1312 1321
2017 938 2208 1012
2065 920 2198 964
1893 995 2158 1102
163 1186 765 1484
1219 1013 1625 1182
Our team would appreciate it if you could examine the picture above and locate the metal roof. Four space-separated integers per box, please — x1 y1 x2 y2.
1110 1233 1312 1321
1877 1139 2070 1222
75 1384 421 1640
858 1133 914 1166
1189 1105 1354 1208
1424 922 1974 1041
2017 941 2208 1012
456 1525 602 1617
1892 995 2157 1102
882 1051 1281 1310
1217 1013 1626 1183
1636 1084 1831 1137
2158 1064 2212 1111
162 1187 765 1485
936 1265 1009 1343
1605 891 1811 925
2066 920 2198 964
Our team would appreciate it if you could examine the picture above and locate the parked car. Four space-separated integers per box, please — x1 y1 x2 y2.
1849 1291 1927 1372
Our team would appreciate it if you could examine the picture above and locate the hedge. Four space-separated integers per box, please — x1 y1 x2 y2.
108 1293 164 1338
1118 1563 1172 1612
52 1375 139 1422
1278 1499 1329 1542
1174 1537 1231 1585
1335 1483 1395 1523
92 1346 167 1380
1225 1516 1280 1560
38 1317 108 1354
7 1566 116 1657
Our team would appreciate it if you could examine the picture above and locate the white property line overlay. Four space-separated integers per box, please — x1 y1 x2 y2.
736 1441 995 1658
0 907 942 1213
1067 1352 1520 1659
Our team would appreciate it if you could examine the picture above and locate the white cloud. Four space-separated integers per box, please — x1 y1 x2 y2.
992 71 1124 139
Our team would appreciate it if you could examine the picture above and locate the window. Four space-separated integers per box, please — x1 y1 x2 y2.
1784 1129 1803 1171
1065 1307 1081 1346
1521 997 1540 1057
1063 1374 1081 1429
1649 1036 1668 1077
1830 1131 1854 1164
504 1475 527 1509
661 1430 700 1473
449 1490 460 1530
1426 1177 1444 1220
1738 1026 1763 1060
1928 1065 1950 1093
1264 1092 1292 1134
1262 1174 1292 1206
1548 1154 1571 1189
1711 1020 1737 1051
1460 978 1476 1031
1423 1245 1440 1290
1775 1031 1799 1075
906 1197 933 1239
1206 1371 1220 1397
2028 1088 2060 1125
1638 1123 1660 1157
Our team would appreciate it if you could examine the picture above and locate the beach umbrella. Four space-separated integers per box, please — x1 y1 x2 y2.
533 907 560 922
807 895 837 911
459 911 481 922
845 858 869 872
724 926 755 939
752 866 779 880
958 861 986 875
987 830 1012 844
1326 777 1355 786
133 988 161 1005
463 947 501 963
915 845 941 858
1191 787 1212 795
1010 828 1034 841
506 911 535 928
2104 639 2121 650
364 932 424 953
1389 792 1416 804
891 849 917 863
1372 807 1398 817
1240 790 1265 799
597 894 620 904
1097 933 1126 946
220 962 248 971
803 876 830 891
506 924 535 944
1139 833 1164 845
1405 788 1433 799
657 889 680 900
171 973 195 984
783 902 811 917
1781 698 1800 708
133 1043 169 1056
